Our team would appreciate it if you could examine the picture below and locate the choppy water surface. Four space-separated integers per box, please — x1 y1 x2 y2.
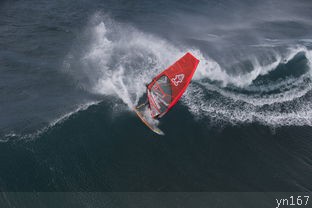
0 0 312 191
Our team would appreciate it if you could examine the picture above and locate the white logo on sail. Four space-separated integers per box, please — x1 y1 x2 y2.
171 74 185 86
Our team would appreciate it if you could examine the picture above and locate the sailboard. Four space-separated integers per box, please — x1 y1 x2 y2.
133 106 165 135
134 52 200 135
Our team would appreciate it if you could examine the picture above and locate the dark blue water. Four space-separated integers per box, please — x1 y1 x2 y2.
1 0 312 191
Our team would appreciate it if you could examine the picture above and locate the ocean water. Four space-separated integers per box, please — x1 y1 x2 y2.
1 0 312 191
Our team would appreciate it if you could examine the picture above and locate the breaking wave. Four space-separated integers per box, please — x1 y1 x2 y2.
184 47 312 126
64 13 312 128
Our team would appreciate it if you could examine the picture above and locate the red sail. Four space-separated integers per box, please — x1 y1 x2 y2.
147 52 200 118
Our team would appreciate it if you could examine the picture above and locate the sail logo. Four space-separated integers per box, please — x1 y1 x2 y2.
171 74 185 86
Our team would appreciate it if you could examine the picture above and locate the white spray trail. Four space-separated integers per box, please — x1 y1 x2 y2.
80 15 186 109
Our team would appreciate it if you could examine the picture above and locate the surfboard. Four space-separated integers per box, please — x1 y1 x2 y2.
133 107 164 135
